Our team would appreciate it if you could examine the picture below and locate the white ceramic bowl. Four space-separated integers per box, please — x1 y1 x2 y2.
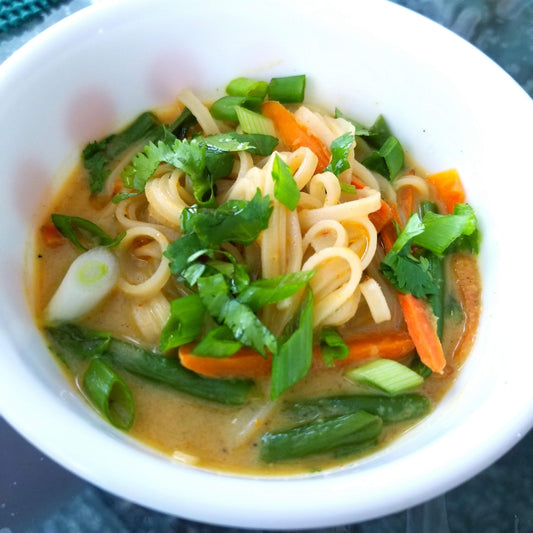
1 0 532 529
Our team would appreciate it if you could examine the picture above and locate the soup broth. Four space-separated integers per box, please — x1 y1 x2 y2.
34 77 481 475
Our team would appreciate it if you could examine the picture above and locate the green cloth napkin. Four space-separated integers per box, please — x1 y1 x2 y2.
0 0 70 34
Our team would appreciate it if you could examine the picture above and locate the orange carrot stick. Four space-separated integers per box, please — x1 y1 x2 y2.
313 331 415 370
369 200 394 233
380 204 446 374
380 220 398 253
397 293 446 373
426 168 465 214
178 344 271 379
179 331 415 379
396 185 415 221
261 100 331 172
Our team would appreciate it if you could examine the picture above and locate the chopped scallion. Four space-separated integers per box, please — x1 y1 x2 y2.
271 154 300 210
51 214 125 251
346 359 424 395
209 95 262 122
235 105 277 136
226 77 268 99
268 75 306 103
362 135 404 181
45 247 119 323
82 357 135 430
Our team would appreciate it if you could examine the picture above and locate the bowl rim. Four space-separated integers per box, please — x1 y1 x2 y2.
1 0 533 529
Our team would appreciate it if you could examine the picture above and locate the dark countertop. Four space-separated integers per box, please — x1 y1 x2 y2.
1 1 532 532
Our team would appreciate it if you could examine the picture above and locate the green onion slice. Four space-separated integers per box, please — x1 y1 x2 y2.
362 135 404 181
235 105 277 136
270 288 314 399
45 247 119 323
346 359 424 395
268 75 306 103
82 357 135 430
51 214 125 251
226 77 268 99
209 95 263 121
271 154 300 210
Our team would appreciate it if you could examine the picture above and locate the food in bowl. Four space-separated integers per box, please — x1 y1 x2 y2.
33 74 481 474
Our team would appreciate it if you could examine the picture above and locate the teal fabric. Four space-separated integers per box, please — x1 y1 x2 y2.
0 0 70 34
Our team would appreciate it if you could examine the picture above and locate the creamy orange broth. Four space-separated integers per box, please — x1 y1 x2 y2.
33 91 482 475
34 165 480 475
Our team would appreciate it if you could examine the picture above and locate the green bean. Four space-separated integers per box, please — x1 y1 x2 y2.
260 411 382 462
333 438 378 458
104 337 252 405
45 324 253 406
45 324 110 369
285 393 430 424
82 357 135 430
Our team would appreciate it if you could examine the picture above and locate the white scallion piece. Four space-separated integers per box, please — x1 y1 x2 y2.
235 105 277 137
346 359 424 395
45 246 119 322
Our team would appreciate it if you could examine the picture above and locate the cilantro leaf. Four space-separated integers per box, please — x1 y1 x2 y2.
320 327 349 366
381 251 437 298
180 189 273 246
237 270 315 312
159 294 206 351
192 325 243 357
362 135 404 181
380 214 437 298
121 137 212 203
165 233 206 275
272 154 300 210
325 132 354 177
197 274 277 356
83 112 164 194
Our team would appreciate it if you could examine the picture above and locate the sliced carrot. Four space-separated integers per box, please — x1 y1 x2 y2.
40 223 64 248
179 330 415 379
351 176 367 189
313 331 415 370
179 343 271 378
379 203 446 374
398 293 446 374
426 168 465 214
369 200 394 233
112 179 124 195
380 220 398 253
261 100 331 172
396 185 415 221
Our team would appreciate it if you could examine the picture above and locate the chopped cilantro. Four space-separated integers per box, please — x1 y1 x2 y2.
271 154 300 210
83 112 164 194
325 132 354 177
